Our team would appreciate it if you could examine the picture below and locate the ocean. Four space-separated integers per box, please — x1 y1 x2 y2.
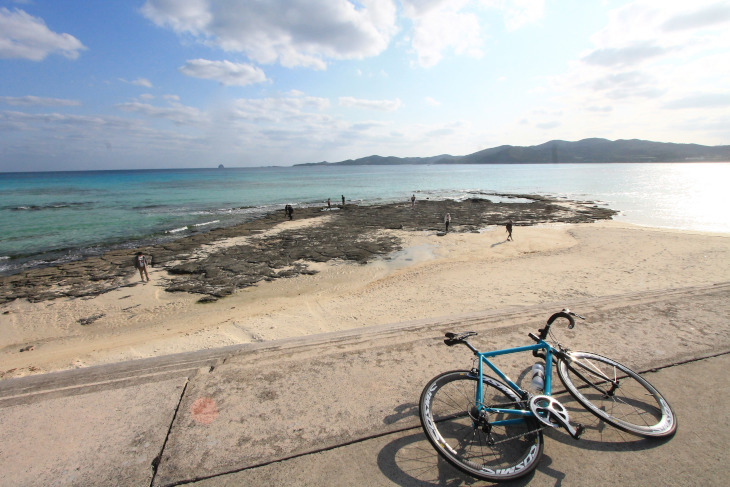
1 163 729 276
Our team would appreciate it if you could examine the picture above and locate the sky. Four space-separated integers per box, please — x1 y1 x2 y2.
1 0 729 171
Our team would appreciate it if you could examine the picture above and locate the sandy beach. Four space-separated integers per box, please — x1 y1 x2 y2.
2 215 730 379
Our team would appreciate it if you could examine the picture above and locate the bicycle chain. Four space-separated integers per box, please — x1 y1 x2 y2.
482 401 550 445
487 424 549 445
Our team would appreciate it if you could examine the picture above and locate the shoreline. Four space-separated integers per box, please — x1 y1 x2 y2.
2 197 730 380
0 192 568 278
0 195 615 304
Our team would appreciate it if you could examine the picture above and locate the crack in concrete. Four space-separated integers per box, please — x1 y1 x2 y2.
150 379 189 487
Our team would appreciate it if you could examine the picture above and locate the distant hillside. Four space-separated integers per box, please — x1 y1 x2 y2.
297 138 730 166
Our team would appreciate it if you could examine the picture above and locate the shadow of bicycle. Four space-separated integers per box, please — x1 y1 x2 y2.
542 391 675 451
376 394 672 486
376 429 551 486
512 366 675 451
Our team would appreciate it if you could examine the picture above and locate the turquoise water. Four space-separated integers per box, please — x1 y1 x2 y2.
1 163 729 275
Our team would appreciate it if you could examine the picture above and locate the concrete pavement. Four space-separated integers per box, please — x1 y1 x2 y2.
1 282 729 486
187 354 729 487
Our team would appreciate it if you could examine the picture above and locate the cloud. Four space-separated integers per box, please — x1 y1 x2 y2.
661 3 730 31
141 1 546 71
589 0 730 50
339 96 403 111
0 110 137 130
142 0 398 69
425 96 441 107
664 93 730 109
583 71 664 99
179 59 267 86
532 108 563 117
0 8 86 60
483 0 546 31
140 0 212 35
132 78 153 88
229 96 332 124
350 120 389 131
582 43 670 67
535 120 560 129
586 105 613 113
0 92 342 168
425 126 457 137
402 0 483 67
543 0 730 136
400 1 545 68
0 108 210 170
115 100 208 126
0 95 80 106
120 77 154 88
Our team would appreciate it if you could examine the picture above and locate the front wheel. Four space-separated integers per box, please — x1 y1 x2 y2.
419 371 544 482
557 352 676 438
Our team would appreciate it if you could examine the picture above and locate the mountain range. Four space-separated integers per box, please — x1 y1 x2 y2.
297 138 730 166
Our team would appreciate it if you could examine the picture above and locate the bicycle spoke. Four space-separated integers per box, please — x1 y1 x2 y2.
420 371 544 481
557 352 676 437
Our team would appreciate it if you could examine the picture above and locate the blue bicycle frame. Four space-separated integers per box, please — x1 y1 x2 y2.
474 339 555 425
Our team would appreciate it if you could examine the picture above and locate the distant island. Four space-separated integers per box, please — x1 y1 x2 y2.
296 138 730 166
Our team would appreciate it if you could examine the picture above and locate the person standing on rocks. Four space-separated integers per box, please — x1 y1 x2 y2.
506 220 513 241
444 213 451 232
341 195 345 206
411 194 416 208
285 204 293 220
134 251 150 282
327 198 331 209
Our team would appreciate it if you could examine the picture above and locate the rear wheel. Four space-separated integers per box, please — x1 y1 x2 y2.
557 352 676 437
419 371 544 482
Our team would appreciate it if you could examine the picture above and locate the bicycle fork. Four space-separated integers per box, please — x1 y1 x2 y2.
562 353 621 398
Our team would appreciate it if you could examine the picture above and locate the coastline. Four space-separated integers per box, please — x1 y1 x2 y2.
0 195 614 304
2 197 730 379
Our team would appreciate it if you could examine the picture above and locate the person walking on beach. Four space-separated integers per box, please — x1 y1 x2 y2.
444 213 451 232
134 251 150 282
506 220 513 241
327 198 331 209
341 195 345 207
411 194 416 208
285 204 293 220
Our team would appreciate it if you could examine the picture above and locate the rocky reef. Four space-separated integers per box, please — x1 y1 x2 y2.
0 196 616 304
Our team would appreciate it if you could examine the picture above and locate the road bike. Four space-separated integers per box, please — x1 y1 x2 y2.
419 310 676 482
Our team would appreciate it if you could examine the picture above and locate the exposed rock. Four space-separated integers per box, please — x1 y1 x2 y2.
78 313 105 326
0 197 617 304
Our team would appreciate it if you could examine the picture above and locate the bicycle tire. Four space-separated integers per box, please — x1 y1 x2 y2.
419 370 544 482
556 351 676 438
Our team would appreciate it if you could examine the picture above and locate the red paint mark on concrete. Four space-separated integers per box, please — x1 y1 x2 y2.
191 397 218 424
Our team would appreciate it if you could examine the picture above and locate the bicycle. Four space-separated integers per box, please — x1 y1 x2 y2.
419 309 676 482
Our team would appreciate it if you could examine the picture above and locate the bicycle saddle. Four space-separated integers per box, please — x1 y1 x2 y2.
444 331 477 346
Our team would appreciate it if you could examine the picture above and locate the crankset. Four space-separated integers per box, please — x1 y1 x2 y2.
529 395 584 439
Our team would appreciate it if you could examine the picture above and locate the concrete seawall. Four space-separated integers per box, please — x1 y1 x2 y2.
2 282 728 486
